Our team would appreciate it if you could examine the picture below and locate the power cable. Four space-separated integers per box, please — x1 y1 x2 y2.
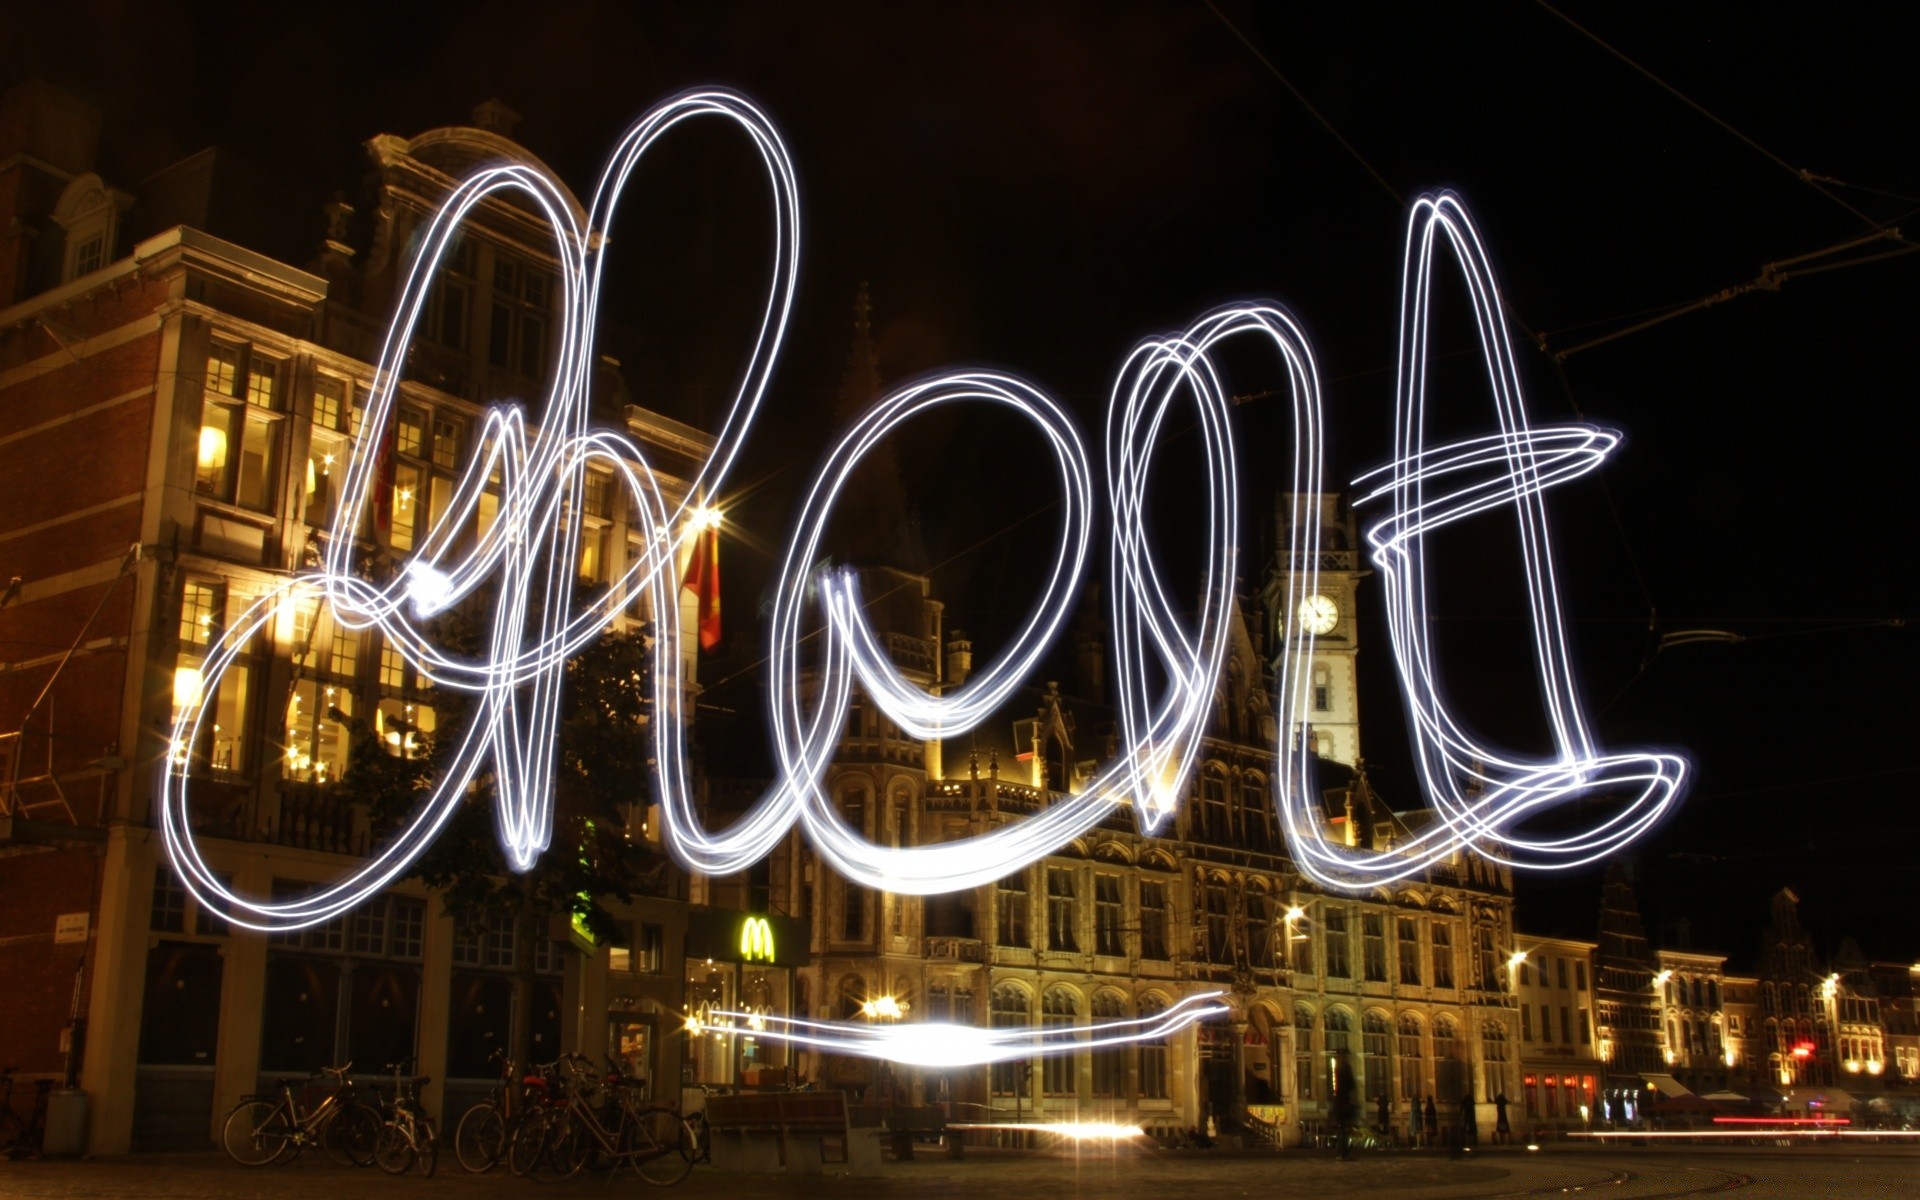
1200 0 1403 206
1533 2 1906 240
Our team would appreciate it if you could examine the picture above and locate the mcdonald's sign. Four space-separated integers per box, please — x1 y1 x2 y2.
685 909 810 967
740 916 777 963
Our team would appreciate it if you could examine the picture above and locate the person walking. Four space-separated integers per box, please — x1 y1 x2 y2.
1409 1096 1424 1148
1494 1092 1512 1145
1423 1095 1438 1148
1460 1088 1478 1149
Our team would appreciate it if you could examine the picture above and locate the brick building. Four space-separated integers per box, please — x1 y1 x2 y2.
0 83 708 1152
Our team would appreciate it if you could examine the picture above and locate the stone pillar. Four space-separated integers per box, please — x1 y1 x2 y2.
1229 1019 1249 1132
81 826 151 1154
208 850 270 1141
416 894 454 1123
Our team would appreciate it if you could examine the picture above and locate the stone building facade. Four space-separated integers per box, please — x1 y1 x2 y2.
701 492 1527 1147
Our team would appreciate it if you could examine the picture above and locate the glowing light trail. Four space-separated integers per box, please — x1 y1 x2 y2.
1277 193 1688 889
701 991 1228 1069
158 90 1688 1064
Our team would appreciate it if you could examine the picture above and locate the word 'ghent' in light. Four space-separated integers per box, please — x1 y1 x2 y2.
160 88 1686 1062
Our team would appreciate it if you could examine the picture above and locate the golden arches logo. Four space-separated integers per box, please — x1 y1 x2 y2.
740 916 776 963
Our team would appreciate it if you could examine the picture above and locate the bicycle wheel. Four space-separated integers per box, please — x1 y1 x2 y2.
533 1111 589 1182
418 1117 438 1178
630 1106 696 1186
455 1102 505 1173
223 1100 295 1167
374 1119 416 1175
508 1107 554 1178
322 1100 381 1167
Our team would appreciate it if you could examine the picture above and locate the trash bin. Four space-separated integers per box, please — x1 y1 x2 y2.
42 1088 87 1156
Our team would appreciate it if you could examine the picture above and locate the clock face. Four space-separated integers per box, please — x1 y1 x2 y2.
1297 594 1338 636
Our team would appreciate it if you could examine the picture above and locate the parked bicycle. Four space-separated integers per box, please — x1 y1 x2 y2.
373 1059 437 1177
221 1062 380 1167
0 1068 51 1158
507 1053 698 1185
453 1048 534 1174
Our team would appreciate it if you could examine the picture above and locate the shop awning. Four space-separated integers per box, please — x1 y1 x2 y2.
1639 1073 1693 1098
1788 1087 1854 1113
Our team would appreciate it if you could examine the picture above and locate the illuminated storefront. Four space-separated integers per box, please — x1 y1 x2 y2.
681 910 811 1094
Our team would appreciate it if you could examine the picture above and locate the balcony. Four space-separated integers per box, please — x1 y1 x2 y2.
925 936 985 963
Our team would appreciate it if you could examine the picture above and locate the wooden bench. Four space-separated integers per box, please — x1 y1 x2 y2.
703 1091 881 1176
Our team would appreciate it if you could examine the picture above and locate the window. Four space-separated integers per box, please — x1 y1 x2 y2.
1576 960 1588 992
1521 1004 1533 1042
840 881 867 940
1137 879 1168 960
997 869 1029 948
1312 664 1331 712
1246 889 1275 969
1203 877 1231 962
1290 907 1314 975
1294 1006 1316 1101
990 986 1029 1095
489 257 551 378
1398 918 1422 985
1557 958 1569 990
1046 868 1078 952
1240 777 1273 850
1091 992 1127 1098
1483 1020 1510 1099
151 868 188 933
1397 1014 1425 1099
1363 1011 1391 1101
1477 925 1502 991
1138 996 1170 1099
482 911 515 967
1431 924 1454 989
1363 912 1387 982
196 343 281 512
1094 875 1124 956
284 677 351 784
1325 1008 1352 1087
173 580 252 774
1434 1016 1465 1100
1324 908 1350 978
1196 770 1229 841
69 232 105 277
429 239 474 349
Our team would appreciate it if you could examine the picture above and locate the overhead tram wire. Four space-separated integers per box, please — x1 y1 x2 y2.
1534 1 1911 242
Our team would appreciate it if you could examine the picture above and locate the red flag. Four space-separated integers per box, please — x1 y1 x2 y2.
681 526 722 652
373 422 397 533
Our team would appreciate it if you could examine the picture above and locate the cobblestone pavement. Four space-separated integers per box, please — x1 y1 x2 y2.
2 1145 1917 1199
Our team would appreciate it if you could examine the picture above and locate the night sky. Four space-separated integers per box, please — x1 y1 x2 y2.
9 3 1916 965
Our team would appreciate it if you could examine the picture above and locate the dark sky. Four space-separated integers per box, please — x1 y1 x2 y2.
10 3 1916 966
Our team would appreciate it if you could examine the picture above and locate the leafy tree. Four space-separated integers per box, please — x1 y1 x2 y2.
335 606 667 1069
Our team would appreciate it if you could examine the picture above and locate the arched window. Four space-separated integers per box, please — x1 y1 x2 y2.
1138 994 1170 1099
1397 1014 1426 1099
1091 991 1127 1098
1482 1020 1510 1099
1434 1015 1465 1100
1294 1005 1317 1101
1240 775 1272 851
990 985 1030 1095
1203 875 1232 963
1363 1011 1392 1101
1042 988 1080 1097
838 975 867 1021
1197 768 1230 842
1325 1007 1352 1059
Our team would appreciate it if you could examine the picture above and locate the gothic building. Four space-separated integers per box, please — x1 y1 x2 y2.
687 307 1528 1145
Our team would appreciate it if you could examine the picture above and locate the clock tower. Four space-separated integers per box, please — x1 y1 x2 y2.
1263 492 1365 767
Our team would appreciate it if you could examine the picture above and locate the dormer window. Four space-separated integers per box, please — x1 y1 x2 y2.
53 172 131 283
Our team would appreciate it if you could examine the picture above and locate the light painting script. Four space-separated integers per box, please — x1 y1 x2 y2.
160 90 1688 1065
